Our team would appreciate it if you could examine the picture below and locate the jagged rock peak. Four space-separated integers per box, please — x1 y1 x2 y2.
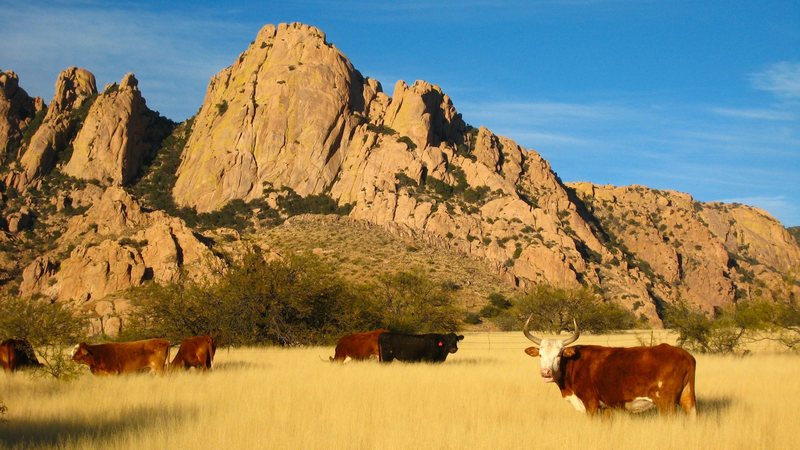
48 67 97 118
173 22 365 212
62 72 155 185
120 72 138 90
0 70 39 156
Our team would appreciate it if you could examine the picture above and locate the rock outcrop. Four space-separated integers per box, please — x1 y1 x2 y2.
62 73 155 185
174 23 366 212
169 23 800 322
0 71 40 160
11 67 97 190
20 186 225 301
2 22 799 328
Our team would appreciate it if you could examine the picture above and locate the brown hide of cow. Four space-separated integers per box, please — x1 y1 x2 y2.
525 344 696 415
1 338 42 372
170 335 216 370
331 329 389 362
527 343 696 416
72 339 170 375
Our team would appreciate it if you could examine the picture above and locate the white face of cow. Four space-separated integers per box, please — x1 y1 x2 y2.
535 339 567 382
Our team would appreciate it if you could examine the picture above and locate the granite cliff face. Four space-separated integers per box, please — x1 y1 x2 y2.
62 73 159 185
1 23 798 330
9 67 97 190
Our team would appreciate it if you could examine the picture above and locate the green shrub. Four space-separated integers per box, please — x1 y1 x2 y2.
500 284 635 333
0 295 89 379
123 254 463 346
216 100 228 115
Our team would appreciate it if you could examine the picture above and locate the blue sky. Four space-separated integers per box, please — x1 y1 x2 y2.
2 1 799 225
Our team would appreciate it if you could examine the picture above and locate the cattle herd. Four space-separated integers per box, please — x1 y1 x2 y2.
1 318 699 417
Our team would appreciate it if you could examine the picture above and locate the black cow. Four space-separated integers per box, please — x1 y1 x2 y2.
378 332 465 363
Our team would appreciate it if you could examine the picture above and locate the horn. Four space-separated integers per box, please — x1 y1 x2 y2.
522 314 542 345
561 319 580 346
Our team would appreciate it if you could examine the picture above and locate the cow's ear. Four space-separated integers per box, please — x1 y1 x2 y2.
562 347 577 358
457 335 465 341
524 347 539 357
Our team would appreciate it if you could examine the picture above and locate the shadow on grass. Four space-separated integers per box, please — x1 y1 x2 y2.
698 396 733 417
213 360 266 371
0 405 197 448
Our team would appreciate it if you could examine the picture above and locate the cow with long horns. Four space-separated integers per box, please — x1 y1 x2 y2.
523 316 697 417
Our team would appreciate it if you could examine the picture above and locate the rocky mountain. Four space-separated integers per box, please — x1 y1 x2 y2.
1 22 798 335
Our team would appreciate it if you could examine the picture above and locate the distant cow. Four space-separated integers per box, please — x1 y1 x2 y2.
0 338 42 372
71 339 170 375
330 329 388 362
523 316 697 417
378 332 464 363
170 335 217 370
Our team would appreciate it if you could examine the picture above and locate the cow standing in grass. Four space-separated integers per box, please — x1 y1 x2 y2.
0 338 42 372
71 339 170 375
330 329 388 362
523 316 697 417
171 335 217 370
378 332 464 363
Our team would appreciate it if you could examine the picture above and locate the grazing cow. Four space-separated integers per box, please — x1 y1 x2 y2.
523 316 697 417
378 332 464 363
330 329 389 362
0 338 42 372
170 335 217 370
71 339 170 375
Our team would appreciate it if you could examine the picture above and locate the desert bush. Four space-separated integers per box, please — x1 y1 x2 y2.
662 300 760 354
0 295 89 379
497 284 636 333
371 270 461 333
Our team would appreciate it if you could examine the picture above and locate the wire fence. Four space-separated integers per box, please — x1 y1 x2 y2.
458 330 679 352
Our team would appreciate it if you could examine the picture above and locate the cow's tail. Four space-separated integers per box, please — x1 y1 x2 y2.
679 355 697 419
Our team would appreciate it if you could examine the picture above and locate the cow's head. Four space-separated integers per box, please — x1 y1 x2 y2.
439 333 465 354
71 343 92 365
522 315 580 383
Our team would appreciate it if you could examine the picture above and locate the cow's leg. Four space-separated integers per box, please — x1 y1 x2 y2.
679 382 697 418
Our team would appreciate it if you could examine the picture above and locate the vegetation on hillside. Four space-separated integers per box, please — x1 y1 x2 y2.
121 251 462 346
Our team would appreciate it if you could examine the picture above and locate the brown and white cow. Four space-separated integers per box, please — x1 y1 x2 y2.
0 338 42 372
330 329 389 362
170 335 217 370
71 339 170 375
523 316 697 417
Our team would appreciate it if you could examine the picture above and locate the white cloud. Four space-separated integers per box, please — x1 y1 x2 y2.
750 61 800 100
709 107 795 121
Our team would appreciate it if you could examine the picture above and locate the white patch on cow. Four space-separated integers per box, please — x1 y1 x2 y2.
625 397 655 413
70 344 80 358
658 380 663 388
564 394 586 413
537 339 566 380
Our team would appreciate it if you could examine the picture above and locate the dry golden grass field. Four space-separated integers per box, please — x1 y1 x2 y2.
1 331 798 450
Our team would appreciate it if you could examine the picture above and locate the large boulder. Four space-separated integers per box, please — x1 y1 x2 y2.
0 71 40 159
13 67 97 190
62 73 156 185
173 23 367 212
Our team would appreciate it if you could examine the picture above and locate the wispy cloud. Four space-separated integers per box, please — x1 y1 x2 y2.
0 3 249 120
709 106 796 121
750 61 800 100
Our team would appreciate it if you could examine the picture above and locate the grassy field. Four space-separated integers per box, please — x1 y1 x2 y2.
0 332 798 450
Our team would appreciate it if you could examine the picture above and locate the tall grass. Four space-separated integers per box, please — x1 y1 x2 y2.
0 332 797 449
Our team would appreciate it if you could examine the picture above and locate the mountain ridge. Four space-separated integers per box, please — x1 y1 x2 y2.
1 22 798 335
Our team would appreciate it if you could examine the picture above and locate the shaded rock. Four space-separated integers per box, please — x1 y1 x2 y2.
63 73 161 185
